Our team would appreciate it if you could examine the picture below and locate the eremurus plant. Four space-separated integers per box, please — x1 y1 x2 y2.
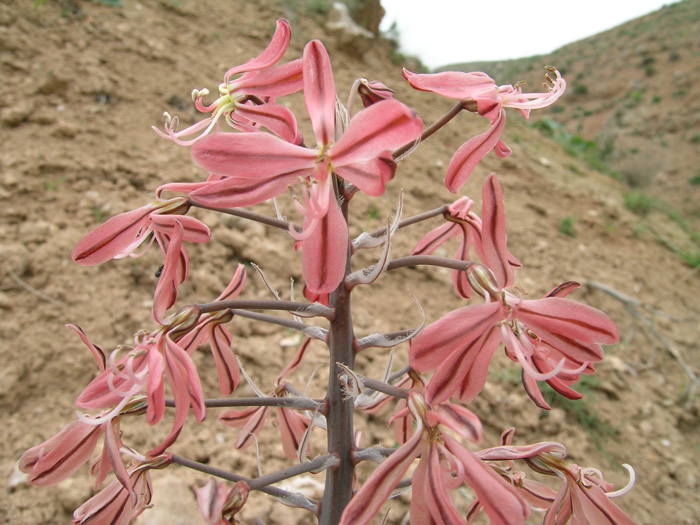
19 19 636 524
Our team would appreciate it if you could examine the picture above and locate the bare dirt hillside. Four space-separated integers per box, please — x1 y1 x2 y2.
1 1 699 524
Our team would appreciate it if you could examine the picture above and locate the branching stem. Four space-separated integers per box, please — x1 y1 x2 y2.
387 254 474 273
170 453 335 513
364 205 447 240
199 299 334 319
228 309 328 339
188 199 301 233
362 377 409 399
165 396 322 410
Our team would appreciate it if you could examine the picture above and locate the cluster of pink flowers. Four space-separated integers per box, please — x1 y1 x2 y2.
18 18 636 525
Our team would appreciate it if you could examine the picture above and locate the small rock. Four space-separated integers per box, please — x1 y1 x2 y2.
52 121 79 138
1 101 35 127
0 242 31 275
18 220 57 244
37 74 70 96
326 2 375 56
0 292 11 310
135 474 202 525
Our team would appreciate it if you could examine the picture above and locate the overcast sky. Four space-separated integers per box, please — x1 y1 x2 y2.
379 0 680 69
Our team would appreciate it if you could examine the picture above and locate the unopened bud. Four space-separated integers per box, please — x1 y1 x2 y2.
357 78 394 107
222 481 250 520
119 394 148 417
466 264 500 299
167 305 202 337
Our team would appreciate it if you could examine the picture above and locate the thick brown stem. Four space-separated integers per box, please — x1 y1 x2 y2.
318 187 356 525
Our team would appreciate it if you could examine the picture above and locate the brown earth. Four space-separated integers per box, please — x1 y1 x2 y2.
1 1 699 524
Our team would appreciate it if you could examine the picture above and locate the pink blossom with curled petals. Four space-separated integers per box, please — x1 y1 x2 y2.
71 197 197 266
72 311 206 457
153 19 303 146
18 412 152 506
340 391 528 525
477 433 635 524
411 281 619 406
403 67 566 192
189 40 422 293
71 198 210 323
19 420 105 487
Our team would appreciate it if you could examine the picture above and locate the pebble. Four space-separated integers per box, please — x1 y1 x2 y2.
0 101 34 127
0 292 11 310
17 220 57 243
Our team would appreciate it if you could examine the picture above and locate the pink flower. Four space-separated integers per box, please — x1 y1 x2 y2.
72 455 171 525
412 174 521 298
19 420 105 487
71 198 210 323
154 19 303 145
194 478 249 525
409 175 617 406
188 40 422 293
477 433 636 524
403 67 565 192
411 282 619 406
73 312 206 457
340 392 528 525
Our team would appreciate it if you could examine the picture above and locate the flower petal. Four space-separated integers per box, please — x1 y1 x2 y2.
191 131 316 179
303 40 336 146
339 420 426 525
445 109 506 193
152 220 186 324
412 222 457 256
224 19 292 81
72 206 153 265
233 60 304 99
190 169 304 209
302 197 348 294
444 434 528 525
207 323 239 395
334 155 396 197
331 99 423 169
234 101 302 145
20 421 103 486
481 173 514 289
276 407 311 459
410 302 501 372
430 404 483 444
150 214 211 244
402 69 496 100
424 441 468 524
426 322 500 405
